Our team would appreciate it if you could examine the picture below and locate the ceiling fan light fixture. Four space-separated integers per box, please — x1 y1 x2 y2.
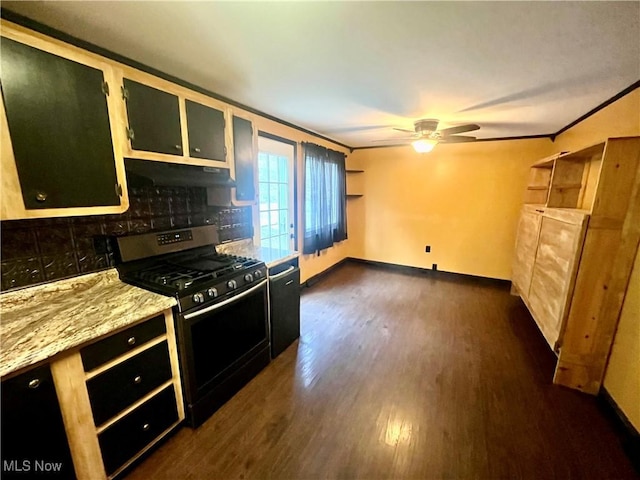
412 138 438 153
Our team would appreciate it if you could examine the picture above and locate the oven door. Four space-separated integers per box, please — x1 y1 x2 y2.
178 279 269 403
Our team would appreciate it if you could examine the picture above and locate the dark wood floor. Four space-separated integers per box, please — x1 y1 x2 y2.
127 262 637 479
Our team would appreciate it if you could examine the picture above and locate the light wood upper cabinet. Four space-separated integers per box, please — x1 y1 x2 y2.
0 24 129 220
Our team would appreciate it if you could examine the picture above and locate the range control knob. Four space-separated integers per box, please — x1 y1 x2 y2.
254 270 263 279
206 287 218 298
192 292 205 304
244 273 254 283
227 279 237 290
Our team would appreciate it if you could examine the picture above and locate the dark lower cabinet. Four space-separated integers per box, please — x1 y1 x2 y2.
186 100 226 161
98 386 178 476
123 78 183 156
87 342 173 426
80 314 166 372
1 364 76 479
233 116 256 201
270 264 301 358
0 37 120 210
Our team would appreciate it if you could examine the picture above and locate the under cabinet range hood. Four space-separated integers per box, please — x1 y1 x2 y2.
124 158 236 188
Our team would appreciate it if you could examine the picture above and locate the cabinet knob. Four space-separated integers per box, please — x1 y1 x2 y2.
142 423 150 432
28 378 41 389
193 147 201 153
174 144 182 150
127 336 136 346
35 192 47 202
133 375 142 384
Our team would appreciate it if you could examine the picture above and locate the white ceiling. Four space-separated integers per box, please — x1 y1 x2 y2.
3 1 640 148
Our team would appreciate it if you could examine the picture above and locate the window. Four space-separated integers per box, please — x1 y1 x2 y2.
303 143 347 255
257 136 295 252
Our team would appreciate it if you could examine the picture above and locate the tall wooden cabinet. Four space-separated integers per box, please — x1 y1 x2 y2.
512 137 640 394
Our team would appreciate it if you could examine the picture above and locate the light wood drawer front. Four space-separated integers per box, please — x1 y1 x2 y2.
512 209 542 296
87 342 172 426
81 314 166 371
528 215 586 348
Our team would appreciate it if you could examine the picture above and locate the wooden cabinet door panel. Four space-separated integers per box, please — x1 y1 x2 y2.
186 100 225 161
527 214 587 349
511 208 542 297
233 116 255 201
1 364 76 479
124 78 182 155
1 37 119 210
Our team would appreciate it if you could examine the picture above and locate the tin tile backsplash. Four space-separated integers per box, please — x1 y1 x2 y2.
0 186 253 292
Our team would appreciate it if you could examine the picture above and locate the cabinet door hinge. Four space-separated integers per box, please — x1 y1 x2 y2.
102 81 110 96
126 127 135 141
115 183 123 197
224 146 227 157
121 86 129 101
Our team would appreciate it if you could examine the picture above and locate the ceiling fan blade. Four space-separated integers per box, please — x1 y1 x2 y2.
439 135 476 143
438 124 480 136
393 128 416 134
371 138 412 143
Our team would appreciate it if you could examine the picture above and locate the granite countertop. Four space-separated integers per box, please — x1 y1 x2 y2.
253 246 299 268
217 239 299 268
0 269 176 378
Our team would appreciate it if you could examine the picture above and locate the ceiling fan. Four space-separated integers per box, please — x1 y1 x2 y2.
380 119 480 153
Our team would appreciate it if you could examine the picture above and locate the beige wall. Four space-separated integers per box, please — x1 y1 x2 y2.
347 138 553 279
345 89 639 427
550 87 640 430
603 248 640 430
553 89 640 152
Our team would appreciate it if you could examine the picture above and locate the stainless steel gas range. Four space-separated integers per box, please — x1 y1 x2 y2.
111 225 269 428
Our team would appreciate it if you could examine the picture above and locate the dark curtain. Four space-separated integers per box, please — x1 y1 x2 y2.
303 143 347 255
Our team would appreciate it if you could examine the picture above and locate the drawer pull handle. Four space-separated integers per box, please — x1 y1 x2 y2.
193 147 201 153
174 144 182 150
142 423 150 432
28 378 40 389
35 192 47 202
134 375 142 384
127 336 136 346
285 280 294 286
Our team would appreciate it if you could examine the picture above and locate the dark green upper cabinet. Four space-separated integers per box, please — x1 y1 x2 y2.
186 100 225 161
233 116 255 201
0 37 120 210
123 78 182 156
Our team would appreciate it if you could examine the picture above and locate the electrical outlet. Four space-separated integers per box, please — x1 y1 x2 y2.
432 263 438 271
425 245 431 253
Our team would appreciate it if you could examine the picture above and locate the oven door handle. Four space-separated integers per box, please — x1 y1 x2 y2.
269 265 296 281
183 279 267 320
